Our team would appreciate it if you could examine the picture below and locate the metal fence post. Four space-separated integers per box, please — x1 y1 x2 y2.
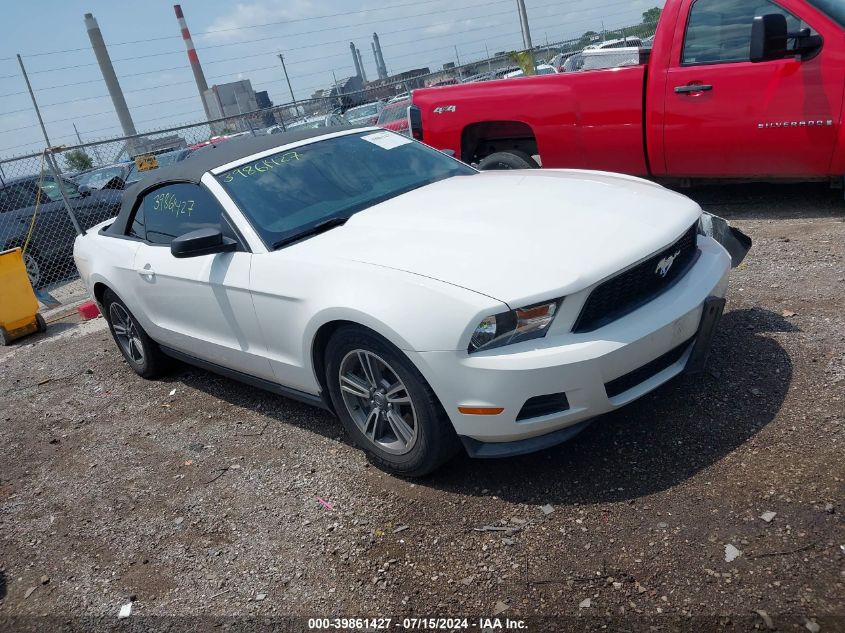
45 150 85 237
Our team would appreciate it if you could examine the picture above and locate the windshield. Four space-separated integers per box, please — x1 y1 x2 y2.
76 166 124 188
807 0 845 25
217 131 474 248
346 103 379 119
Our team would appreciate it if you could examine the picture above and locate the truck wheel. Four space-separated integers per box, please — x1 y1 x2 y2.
0 327 9 346
477 150 539 170
35 313 47 333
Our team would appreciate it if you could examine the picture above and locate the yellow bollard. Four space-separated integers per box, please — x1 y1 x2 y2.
0 247 46 345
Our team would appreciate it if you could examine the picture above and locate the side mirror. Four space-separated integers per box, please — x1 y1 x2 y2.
78 184 92 197
170 227 237 258
750 14 788 62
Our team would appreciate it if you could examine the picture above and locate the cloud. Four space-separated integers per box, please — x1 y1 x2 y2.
201 0 323 44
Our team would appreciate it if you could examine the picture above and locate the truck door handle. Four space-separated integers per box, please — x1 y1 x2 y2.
675 83 713 94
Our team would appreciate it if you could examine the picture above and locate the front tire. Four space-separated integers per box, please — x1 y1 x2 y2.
477 150 540 170
102 289 168 379
325 326 460 477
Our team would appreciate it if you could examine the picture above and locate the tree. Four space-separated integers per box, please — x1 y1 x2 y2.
642 7 662 25
64 149 93 172
509 50 536 75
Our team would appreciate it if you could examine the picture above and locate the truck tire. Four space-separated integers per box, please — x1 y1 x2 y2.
477 150 540 170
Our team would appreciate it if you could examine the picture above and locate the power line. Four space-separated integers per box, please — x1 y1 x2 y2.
10 0 468 59
0 8 655 147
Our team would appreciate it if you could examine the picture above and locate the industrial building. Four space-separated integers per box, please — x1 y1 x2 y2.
203 80 260 133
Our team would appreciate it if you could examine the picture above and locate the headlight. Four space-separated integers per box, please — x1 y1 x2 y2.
468 299 562 353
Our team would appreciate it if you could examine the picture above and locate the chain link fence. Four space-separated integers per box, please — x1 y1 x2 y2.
0 20 657 306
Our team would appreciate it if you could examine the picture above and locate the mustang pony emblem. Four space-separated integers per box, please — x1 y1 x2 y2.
655 249 681 278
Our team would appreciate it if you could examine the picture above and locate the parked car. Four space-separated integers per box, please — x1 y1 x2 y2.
286 113 347 131
504 64 558 78
73 162 132 191
571 48 642 72
377 99 411 135
125 148 195 187
548 51 579 72
411 0 841 183
388 92 411 103
75 127 746 476
584 36 643 50
1 174 121 286
344 102 384 125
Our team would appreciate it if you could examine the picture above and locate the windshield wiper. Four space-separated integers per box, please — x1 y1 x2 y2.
271 217 349 250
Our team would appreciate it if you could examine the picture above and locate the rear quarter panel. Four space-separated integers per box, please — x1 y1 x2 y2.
73 224 140 311
413 69 648 174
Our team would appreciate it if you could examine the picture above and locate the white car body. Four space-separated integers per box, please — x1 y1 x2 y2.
74 128 733 465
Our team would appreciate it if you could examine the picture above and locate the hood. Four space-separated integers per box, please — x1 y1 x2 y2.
302 170 702 306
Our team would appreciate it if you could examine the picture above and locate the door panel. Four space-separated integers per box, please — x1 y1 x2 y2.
662 0 840 178
130 244 274 380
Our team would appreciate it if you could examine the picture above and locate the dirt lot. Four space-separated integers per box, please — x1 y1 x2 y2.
1 183 843 632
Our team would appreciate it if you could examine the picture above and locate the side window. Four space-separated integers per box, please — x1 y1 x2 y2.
129 204 145 239
682 0 815 64
0 183 37 212
134 183 224 245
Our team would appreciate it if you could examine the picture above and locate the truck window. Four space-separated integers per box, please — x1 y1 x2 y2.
682 0 814 64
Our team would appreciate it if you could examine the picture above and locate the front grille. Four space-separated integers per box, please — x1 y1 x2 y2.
605 336 694 398
573 225 699 333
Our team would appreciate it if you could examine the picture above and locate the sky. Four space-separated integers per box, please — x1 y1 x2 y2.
0 0 660 159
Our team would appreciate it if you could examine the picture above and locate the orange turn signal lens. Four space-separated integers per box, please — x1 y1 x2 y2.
458 406 505 415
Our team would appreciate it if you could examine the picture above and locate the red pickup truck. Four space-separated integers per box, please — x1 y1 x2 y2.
410 0 845 182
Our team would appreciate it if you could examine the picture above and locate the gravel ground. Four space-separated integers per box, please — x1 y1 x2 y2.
0 183 843 632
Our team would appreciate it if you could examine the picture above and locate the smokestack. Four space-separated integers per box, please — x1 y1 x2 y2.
356 47 367 83
350 42 362 80
370 42 382 81
175 4 212 121
373 33 388 80
84 13 136 138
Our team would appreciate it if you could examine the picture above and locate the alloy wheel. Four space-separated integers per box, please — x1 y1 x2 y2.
109 303 145 365
338 349 418 455
23 252 41 287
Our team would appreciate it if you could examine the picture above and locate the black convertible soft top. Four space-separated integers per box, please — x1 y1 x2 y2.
107 126 362 236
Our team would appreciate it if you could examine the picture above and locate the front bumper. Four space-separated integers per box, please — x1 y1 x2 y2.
407 236 731 452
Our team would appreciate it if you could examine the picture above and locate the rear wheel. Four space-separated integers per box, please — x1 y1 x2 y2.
325 326 460 477
477 150 540 170
102 289 169 379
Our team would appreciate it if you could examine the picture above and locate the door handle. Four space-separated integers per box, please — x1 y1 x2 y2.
675 83 713 94
137 265 155 279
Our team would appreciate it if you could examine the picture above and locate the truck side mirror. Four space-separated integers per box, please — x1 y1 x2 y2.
750 14 788 62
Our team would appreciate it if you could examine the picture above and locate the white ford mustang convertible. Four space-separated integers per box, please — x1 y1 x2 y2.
74 127 749 476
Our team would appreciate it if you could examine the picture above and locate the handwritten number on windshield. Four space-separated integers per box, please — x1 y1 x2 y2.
222 151 301 182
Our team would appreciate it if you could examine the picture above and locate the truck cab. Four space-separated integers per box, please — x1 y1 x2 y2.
411 0 845 182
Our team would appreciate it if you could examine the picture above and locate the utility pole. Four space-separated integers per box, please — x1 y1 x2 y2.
331 70 343 111
18 53 84 236
454 45 463 81
516 0 535 70
277 53 299 115
485 43 492 74
73 122 103 166
18 54 52 149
